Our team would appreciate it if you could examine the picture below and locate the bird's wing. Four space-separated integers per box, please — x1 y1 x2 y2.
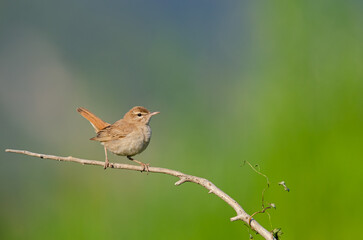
90 120 134 142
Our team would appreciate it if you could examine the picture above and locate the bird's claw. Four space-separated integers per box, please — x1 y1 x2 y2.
141 163 150 173
104 162 109 169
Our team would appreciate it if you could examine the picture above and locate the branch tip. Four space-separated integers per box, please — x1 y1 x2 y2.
230 215 242 221
175 177 187 186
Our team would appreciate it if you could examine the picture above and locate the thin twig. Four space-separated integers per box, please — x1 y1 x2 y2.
249 205 273 225
244 160 277 231
244 160 270 208
244 161 270 186
5 148 275 240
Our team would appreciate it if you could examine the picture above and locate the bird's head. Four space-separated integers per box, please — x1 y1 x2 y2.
124 106 160 125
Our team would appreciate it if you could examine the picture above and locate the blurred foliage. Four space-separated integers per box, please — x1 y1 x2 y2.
1 1 362 239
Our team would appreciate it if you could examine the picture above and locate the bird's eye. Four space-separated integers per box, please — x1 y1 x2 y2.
137 113 142 117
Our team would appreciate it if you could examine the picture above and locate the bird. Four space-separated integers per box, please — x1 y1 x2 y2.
77 106 159 171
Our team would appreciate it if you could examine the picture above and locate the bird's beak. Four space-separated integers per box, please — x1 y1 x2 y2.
149 111 160 116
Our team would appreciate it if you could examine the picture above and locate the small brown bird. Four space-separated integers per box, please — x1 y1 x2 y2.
77 106 159 170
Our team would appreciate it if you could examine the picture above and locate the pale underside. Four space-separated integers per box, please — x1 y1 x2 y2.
93 120 152 157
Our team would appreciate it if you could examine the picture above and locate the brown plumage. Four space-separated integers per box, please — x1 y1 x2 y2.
77 106 160 170
77 107 110 132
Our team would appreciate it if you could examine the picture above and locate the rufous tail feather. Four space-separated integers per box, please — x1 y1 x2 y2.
77 107 110 132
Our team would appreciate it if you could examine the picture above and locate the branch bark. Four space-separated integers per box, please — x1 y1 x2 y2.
5 148 275 240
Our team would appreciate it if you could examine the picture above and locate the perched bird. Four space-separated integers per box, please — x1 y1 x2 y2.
77 106 159 170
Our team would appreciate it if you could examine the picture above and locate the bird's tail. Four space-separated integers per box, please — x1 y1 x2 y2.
77 107 110 132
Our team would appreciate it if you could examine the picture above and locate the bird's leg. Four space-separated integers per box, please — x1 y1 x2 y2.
104 146 109 169
127 156 149 173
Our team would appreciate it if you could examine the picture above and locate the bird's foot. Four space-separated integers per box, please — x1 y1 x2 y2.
127 156 149 173
140 163 150 173
104 161 109 169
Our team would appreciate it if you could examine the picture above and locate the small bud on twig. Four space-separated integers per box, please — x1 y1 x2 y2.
278 181 290 192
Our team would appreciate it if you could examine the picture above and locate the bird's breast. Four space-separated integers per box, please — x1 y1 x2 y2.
104 125 152 157
141 125 152 143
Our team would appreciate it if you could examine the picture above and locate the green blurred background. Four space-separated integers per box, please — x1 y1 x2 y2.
1 1 362 239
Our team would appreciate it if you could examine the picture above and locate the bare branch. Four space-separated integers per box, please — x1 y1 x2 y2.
5 148 275 240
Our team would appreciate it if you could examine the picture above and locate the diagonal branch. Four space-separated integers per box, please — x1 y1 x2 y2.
5 148 275 240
